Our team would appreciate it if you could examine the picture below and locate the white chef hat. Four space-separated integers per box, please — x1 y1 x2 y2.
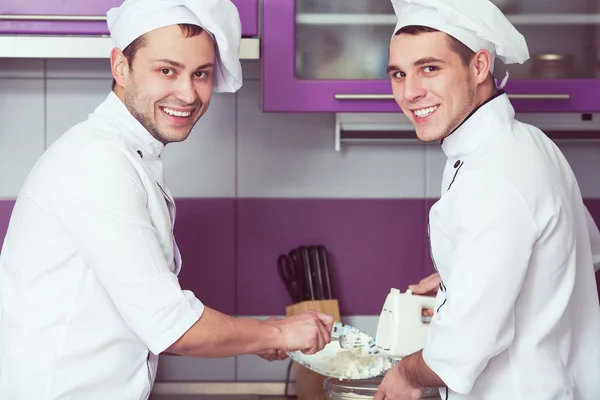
106 0 242 93
390 0 529 76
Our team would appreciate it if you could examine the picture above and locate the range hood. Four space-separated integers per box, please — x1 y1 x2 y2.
335 112 600 151
0 35 260 59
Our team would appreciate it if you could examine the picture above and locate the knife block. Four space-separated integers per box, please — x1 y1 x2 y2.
286 299 341 400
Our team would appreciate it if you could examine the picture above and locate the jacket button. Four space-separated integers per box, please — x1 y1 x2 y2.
454 160 460 168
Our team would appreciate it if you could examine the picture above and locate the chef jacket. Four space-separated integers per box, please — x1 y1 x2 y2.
423 91 600 400
585 206 600 272
0 92 204 399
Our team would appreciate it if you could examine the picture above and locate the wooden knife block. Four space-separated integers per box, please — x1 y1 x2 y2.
286 299 341 400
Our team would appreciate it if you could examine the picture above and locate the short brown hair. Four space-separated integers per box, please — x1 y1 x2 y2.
111 23 205 89
395 25 475 67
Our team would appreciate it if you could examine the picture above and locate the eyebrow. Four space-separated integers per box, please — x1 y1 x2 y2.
387 57 446 74
386 64 400 74
413 57 446 66
154 59 214 70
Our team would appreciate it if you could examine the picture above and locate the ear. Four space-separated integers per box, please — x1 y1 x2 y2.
110 48 129 89
471 50 493 85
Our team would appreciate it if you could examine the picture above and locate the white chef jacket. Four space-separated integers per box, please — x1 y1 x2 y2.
0 92 204 399
585 206 600 272
423 92 600 400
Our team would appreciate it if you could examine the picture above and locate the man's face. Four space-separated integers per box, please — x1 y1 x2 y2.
388 32 476 143
121 25 215 144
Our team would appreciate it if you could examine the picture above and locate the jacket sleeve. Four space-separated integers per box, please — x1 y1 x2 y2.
422 171 539 395
584 205 600 272
55 140 204 355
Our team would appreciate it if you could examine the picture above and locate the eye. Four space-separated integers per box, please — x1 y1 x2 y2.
391 71 405 79
423 66 439 73
194 71 208 78
161 68 174 76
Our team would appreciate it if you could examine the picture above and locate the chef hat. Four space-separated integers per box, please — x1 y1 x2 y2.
107 0 242 93
390 0 529 75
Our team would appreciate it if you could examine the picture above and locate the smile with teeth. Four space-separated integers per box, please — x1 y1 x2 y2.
413 105 439 118
161 106 192 118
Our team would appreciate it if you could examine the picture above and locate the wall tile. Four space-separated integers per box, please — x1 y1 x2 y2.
0 59 44 79
425 145 447 198
162 93 236 198
46 59 113 80
175 199 236 315
156 356 235 382
556 142 600 198
236 199 427 316
0 200 15 249
240 60 261 81
0 79 45 197
45 79 112 147
237 81 427 199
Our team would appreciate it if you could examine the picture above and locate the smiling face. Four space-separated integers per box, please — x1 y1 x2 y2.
111 24 215 144
388 30 481 143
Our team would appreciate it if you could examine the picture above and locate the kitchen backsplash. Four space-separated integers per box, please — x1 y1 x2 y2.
1 58 599 383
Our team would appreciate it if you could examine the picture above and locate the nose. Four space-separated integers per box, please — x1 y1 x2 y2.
175 76 198 105
403 74 426 102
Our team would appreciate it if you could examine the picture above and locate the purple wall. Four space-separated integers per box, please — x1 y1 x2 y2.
1 198 599 315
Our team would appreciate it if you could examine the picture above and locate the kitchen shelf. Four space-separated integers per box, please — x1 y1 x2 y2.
0 35 260 59
296 13 600 26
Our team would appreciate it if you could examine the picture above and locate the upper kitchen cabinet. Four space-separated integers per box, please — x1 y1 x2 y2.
262 0 600 113
0 0 259 37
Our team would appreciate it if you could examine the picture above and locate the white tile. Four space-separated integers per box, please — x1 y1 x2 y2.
556 141 600 198
156 355 235 382
236 355 294 381
425 145 447 198
46 59 113 80
237 81 426 199
0 59 44 78
162 93 236 197
45 79 112 147
0 79 45 198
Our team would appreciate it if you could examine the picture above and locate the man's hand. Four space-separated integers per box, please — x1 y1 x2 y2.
256 317 288 361
408 272 440 317
256 348 288 361
374 363 424 400
269 311 334 355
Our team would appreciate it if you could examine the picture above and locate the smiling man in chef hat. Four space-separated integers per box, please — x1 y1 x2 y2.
374 0 600 399
0 0 335 398
107 0 244 144
386 0 528 143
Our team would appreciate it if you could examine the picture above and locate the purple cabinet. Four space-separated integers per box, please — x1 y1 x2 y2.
262 0 600 113
0 0 258 37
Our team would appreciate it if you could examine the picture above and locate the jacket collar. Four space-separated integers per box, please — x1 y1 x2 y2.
441 90 514 159
94 91 165 158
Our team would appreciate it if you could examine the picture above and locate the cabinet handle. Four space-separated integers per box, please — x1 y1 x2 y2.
334 93 571 100
0 14 106 22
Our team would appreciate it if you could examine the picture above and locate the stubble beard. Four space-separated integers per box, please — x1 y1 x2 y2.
440 74 477 140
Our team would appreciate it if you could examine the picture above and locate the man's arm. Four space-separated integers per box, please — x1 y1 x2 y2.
166 308 333 358
374 351 443 400
398 351 445 388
